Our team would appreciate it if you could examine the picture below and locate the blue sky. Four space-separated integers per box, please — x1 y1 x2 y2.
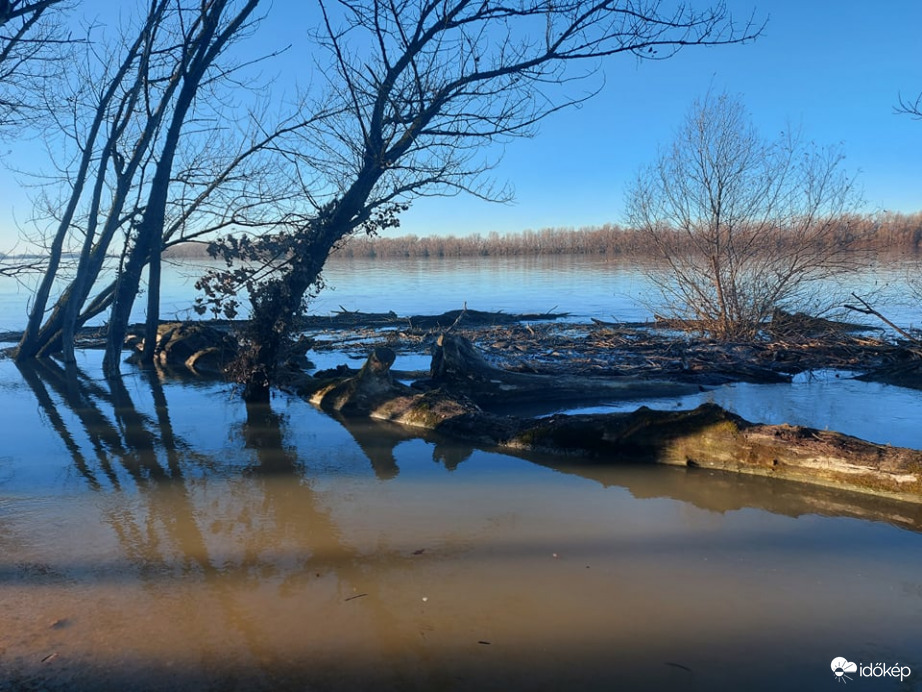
399 0 922 237
1 0 920 248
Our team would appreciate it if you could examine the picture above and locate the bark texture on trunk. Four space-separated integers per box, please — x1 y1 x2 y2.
303 336 922 505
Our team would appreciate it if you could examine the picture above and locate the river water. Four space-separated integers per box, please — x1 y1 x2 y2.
1 256 922 691
2 253 919 330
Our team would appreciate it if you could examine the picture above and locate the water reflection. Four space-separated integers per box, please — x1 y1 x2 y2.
326 413 477 477
1 361 921 691
543 458 922 534
5 361 488 690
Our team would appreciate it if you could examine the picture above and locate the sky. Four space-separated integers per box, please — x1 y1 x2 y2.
1 0 920 249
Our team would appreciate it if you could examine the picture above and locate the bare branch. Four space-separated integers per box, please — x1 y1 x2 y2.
213 0 765 399
626 91 865 340
895 91 922 120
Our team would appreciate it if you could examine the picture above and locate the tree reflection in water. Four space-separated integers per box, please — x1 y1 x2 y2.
3 358 921 692
8 359 464 690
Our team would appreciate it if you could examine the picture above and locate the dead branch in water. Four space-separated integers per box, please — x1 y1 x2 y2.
845 293 922 349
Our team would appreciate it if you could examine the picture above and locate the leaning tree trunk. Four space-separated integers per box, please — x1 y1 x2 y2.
140 239 163 364
236 250 328 402
236 174 381 402
103 0 260 377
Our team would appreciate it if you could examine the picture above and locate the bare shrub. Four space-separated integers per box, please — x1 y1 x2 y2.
626 91 866 340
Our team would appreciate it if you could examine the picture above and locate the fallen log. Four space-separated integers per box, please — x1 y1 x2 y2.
419 333 700 407
407 308 568 329
323 412 922 532
301 340 922 505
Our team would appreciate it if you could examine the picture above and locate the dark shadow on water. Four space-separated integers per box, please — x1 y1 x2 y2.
0 634 852 692
11 357 922 537
6 361 469 684
241 400 303 475
324 411 477 477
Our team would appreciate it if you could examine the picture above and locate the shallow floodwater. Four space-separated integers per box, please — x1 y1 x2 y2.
1 354 921 691
523 369 922 451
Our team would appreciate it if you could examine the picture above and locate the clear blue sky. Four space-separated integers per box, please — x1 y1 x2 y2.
1 0 920 249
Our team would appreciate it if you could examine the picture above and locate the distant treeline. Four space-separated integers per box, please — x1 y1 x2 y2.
163 211 922 261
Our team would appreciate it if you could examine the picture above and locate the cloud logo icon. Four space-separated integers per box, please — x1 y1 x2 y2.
831 658 858 683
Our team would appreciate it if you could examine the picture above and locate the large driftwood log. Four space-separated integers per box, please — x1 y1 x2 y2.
311 346 414 415
421 333 700 406
323 412 922 532
303 338 922 504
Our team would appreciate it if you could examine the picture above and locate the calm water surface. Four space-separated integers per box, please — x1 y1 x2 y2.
1 353 922 691
2 256 922 690
0 254 659 331
2 253 919 331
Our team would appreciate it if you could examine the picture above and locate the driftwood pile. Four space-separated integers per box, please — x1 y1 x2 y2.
301 334 922 506
301 309 919 388
4 307 921 509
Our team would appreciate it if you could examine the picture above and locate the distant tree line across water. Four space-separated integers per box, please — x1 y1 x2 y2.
162 211 922 261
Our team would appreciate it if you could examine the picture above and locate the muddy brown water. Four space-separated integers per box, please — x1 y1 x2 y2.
1 353 921 691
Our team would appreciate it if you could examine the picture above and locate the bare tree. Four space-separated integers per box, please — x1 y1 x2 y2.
13 0 302 372
100 0 265 375
0 0 68 132
625 91 864 340
0 0 68 278
200 0 762 401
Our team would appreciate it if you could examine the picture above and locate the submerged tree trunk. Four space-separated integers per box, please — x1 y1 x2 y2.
236 248 329 402
235 177 381 402
305 341 922 504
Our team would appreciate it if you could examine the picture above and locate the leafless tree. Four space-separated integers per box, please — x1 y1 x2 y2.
13 0 306 372
203 0 762 401
625 91 864 340
0 0 68 278
0 0 68 132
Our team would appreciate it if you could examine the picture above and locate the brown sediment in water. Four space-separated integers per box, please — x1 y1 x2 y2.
3 353 922 691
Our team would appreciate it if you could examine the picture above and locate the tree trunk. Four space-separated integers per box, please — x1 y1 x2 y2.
140 235 162 364
104 0 259 377
307 342 922 505
424 333 699 407
238 252 326 402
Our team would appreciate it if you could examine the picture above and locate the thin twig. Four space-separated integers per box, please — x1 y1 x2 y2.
844 293 922 346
